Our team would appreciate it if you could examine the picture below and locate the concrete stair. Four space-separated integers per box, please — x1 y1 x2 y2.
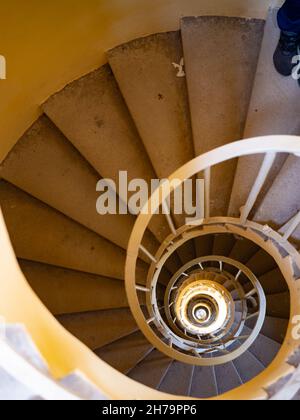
0 9 297 399
181 16 264 216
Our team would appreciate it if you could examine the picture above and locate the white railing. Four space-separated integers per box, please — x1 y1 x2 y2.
1 136 300 400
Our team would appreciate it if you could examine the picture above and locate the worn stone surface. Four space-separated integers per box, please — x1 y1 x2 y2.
233 351 264 384
246 316 289 344
190 366 218 398
229 9 300 217
213 234 235 257
108 32 194 180
95 331 152 374
182 16 264 216
0 115 158 254
258 268 288 295
229 237 259 263
0 180 148 284
246 249 277 277
158 360 194 396
128 349 172 390
57 308 138 350
243 326 281 367
43 65 170 244
254 156 300 239
108 31 196 261
20 260 131 315
266 292 290 319
214 363 242 396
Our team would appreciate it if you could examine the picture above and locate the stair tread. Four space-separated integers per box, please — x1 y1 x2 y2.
182 16 264 216
43 65 170 244
108 31 194 181
233 350 265 383
229 238 259 263
212 234 235 257
242 325 281 367
246 249 277 277
266 291 290 319
0 115 153 252
254 155 300 243
158 360 194 396
258 268 288 295
108 31 196 262
56 308 138 350
246 315 288 344
20 259 130 315
229 9 300 217
127 349 172 390
0 180 150 283
95 331 152 374
195 235 214 258
214 362 242 395
189 366 218 398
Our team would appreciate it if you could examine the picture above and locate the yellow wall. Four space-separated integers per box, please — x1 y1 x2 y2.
0 0 282 163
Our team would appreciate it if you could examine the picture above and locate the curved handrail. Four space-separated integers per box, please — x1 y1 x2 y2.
125 136 300 394
1 136 300 400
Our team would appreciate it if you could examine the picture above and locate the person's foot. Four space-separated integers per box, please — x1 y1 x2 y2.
273 31 300 76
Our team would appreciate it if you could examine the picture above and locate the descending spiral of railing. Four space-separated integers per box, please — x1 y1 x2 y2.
144 253 267 365
126 135 300 373
1 136 300 400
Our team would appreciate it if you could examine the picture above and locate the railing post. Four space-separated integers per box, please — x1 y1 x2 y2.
139 245 157 263
162 200 177 235
282 210 300 241
240 152 276 225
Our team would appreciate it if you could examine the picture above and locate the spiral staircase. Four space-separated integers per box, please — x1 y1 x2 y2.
0 8 300 400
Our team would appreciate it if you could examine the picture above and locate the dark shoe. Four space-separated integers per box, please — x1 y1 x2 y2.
273 31 300 76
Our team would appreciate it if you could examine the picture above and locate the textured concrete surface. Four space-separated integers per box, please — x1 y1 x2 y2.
108 31 196 261
258 268 288 295
158 360 194 396
254 156 300 237
213 234 235 257
229 9 300 217
95 331 152 374
0 115 147 252
182 16 264 216
190 366 218 398
243 326 281 367
127 349 172 390
246 316 289 344
233 351 264 383
229 237 259 263
214 363 242 395
20 259 130 315
43 65 170 244
108 32 194 180
0 180 148 284
246 249 277 277
57 308 138 350
266 292 290 319
194 235 214 258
